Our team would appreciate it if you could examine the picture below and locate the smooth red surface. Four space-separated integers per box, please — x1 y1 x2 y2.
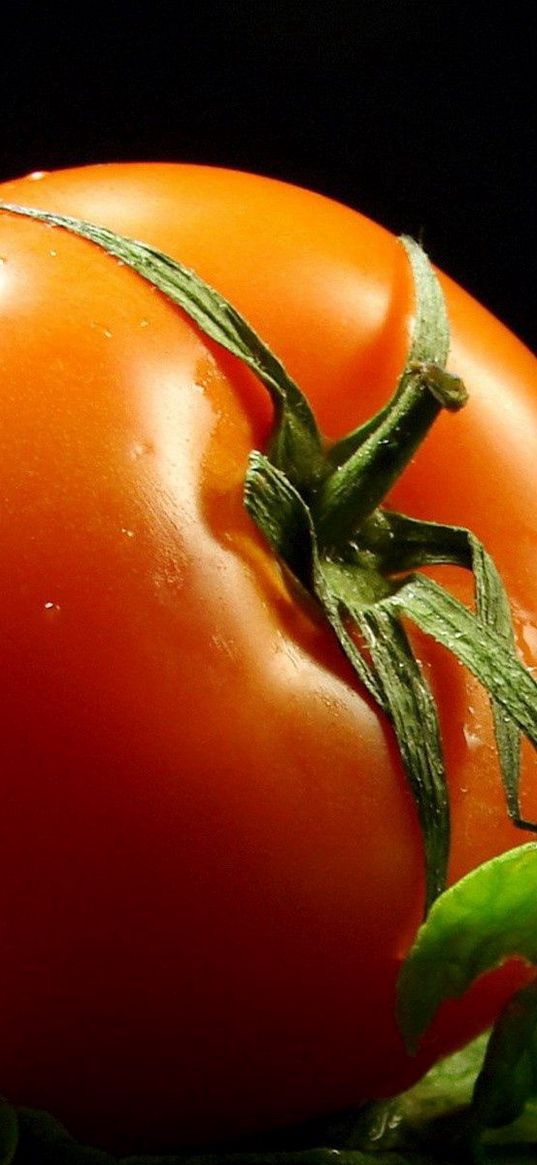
0 163 537 1153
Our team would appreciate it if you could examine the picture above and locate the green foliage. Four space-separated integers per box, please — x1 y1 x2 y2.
397 844 537 1051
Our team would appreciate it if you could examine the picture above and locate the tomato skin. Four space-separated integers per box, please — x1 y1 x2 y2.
0 163 537 1153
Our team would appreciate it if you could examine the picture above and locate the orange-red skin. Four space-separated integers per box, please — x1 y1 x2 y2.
0 164 536 1153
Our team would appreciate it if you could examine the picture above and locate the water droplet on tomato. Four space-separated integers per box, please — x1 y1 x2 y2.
463 724 482 751
90 321 113 339
43 600 61 613
27 170 47 181
121 528 135 539
522 620 537 659
130 440 154 460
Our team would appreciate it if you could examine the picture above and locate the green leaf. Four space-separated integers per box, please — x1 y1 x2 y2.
0 201 323 489
397 842 537 1052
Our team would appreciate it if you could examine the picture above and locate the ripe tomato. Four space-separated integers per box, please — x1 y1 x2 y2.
1 163 537 1154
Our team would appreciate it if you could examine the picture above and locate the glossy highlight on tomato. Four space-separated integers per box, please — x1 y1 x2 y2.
0 163 537 1154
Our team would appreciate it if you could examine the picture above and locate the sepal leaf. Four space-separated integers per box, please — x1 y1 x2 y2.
367 512 525 829
244 453 385 708
386 575 537 756
246 455 450 908
356 606 449 910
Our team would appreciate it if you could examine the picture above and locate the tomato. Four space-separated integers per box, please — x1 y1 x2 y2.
0 163 537 1155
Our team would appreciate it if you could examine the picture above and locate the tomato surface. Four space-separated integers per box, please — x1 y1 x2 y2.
1 163 537 1154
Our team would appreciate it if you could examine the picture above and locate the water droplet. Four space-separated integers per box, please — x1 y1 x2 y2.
43 600 61 613
211 633 234 659
463 724 482 751
130 440 154 460
27 170 47 181
140 318 149 328
90 321 113 339
121 527 135 538
49 249 57 257
523 621 537 658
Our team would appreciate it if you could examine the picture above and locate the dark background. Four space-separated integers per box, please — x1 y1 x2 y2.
2 3 535 350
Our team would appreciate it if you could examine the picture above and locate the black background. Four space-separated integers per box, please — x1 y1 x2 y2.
2 2 535 350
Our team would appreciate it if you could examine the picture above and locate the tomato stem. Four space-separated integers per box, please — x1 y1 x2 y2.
314 362 467 551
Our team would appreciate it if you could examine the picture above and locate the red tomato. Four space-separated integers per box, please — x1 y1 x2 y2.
0 163 536 1154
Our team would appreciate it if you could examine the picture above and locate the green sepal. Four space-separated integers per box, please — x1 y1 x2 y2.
244 453 386 709
365 511 525 829
356 606 449 911
386 574 537 767
245 454 450 909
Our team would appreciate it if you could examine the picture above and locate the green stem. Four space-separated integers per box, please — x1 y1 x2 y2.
314 362 467 550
